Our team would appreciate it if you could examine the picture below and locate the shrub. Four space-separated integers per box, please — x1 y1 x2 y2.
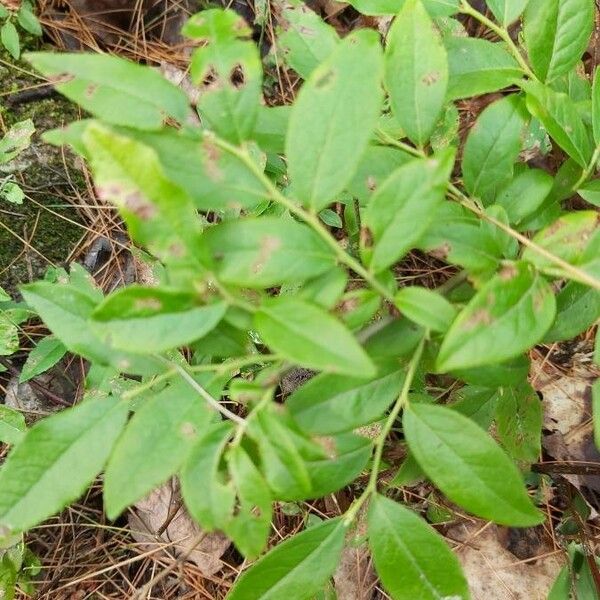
1 0 599 597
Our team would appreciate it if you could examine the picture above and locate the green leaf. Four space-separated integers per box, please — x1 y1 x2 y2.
184 9 262 143
201 217 335 288
0 314 18 356
436 262 556 372
224 444 272 558
404 403 544 525
345 145 412 205
544 282 600 342
252 105 290 154
395 286 457 333
26 53 190 130
495 383 542 463
104 378 214 519
453 355 530 388
522 211 599 273
19 336 66 383
437 262 556 372
362 151 454 273
254 297 376 377
82 124 204 269
0 396 128 535
1 182 24 205
418 202 503 273
0 119 34 165
286 29 383 211
523 0 594 83
91 286 226 354
349 0 458 14
486 0 529 26
288 365 403 435
123 128 266 211
1 22 20 60
0 406 26 446
278 4 339 79
496 167 553 225
304 432 371 498
579 179 600 207
21 280 162 376
180 422 235 530
17 4 42 35
523 80 593 168
228 518 346 600
384 0 448 146
249 407 313 500
368 494 469 600
445 37 522 100
462 95 528 204
593 69 600 146
451 386 499 429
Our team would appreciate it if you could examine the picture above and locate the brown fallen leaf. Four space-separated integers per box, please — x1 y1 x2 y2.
128 478 230 576
448 521 562 600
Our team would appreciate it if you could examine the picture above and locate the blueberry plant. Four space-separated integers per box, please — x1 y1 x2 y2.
0 0 599 597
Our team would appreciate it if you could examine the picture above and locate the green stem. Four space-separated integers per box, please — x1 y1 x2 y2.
167 359 246 425
188 354 281 373
209 134 396 304
449 184 600 292
459 0 537 81
573 144 600 190
344 335 427 524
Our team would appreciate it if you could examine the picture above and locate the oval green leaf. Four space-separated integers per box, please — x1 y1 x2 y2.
436 262 556 372
254 297 376 377
286 29 383 211
368 494 469 600
26 52 190 129
404 403 544 526
0 396 128 535
201 217 336 288
384 0 448 146
91 286 226 354
228 517 346 600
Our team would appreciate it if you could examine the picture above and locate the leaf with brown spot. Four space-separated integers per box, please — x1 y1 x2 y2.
201 217 336 288
384 0 448 145
523 210 599 275
437 262 556 372
26 52 191 130
287 29 384 211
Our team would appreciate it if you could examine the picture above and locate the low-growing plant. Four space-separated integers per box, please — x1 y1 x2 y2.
0 1 41 59
0 0 599 597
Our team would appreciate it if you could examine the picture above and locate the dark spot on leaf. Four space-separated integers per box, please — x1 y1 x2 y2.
315 69 335 89
180 422 198 438
252 235 281 274
124 191 156 220
50 72 74 85
463 308 492 330
360 227 373 248
422 71 440 86
430 243 451 260
229 64 246 89
169 243 187 258
202 139 223 181
499 264 518 280
134 297 162 311
85 83 98 98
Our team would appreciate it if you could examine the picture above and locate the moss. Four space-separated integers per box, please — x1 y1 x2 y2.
0 44 86 295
